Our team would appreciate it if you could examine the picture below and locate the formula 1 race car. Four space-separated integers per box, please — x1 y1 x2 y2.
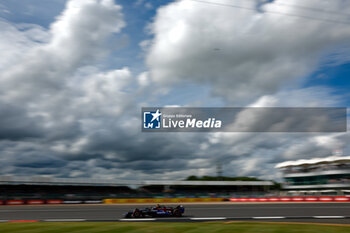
124 205 184 218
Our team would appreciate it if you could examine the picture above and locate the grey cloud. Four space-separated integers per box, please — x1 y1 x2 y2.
0 102 46 140
0 0 349 182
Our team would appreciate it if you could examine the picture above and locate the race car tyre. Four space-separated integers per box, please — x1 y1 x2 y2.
132 209 142 218
173 209 182 217
150 212 156 218
124 213 132 218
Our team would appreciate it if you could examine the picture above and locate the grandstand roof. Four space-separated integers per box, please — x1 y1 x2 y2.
0 176 273 186
275 155 350 168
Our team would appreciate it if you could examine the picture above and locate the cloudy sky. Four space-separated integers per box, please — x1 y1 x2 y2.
0 0 349 181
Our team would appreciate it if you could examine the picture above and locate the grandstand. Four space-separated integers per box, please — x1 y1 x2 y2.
276 155 350 195
0 176 273 200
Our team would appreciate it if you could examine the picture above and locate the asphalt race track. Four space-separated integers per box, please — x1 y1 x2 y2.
0 203 349 224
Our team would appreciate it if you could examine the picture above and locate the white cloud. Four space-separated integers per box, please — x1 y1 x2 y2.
137 71 150 87
0 21 46 70
0 0 125 102
0 0 349 182
146 0 350 103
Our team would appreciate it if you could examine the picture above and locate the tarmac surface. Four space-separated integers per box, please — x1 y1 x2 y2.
0 203 349 224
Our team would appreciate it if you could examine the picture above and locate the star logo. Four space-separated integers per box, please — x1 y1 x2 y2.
143 109 162 129
151 109 162 122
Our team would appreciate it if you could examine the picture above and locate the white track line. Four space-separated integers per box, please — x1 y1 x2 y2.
252 217 286 219
119 218 156 221
313 216 345 219
44 219 86 222
190 217 227 220
15 216 347 222
0 220 8 222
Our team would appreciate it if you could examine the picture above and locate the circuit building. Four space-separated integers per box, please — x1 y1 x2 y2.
0 176 273 201
276 155 350 195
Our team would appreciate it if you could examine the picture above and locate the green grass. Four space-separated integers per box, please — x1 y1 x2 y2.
0 222 349 233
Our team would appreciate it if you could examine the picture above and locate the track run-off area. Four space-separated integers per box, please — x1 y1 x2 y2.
0 203 349 224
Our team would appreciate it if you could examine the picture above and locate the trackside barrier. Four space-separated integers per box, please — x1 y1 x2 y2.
27 200 45 205
6 200 24 205
229 197 350 202
0 199 103 205
319 197 333 201
334 197 350 201
47 200 63 204
104 198 225 204
62 200 103 204
1 197 349 205
84 200 103 204
305 197 318 201
63 200 83 204
61 200 103 204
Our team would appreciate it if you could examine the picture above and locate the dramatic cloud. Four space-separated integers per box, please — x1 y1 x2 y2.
0 0 349 181
0 0 125 102
146 0 350 103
